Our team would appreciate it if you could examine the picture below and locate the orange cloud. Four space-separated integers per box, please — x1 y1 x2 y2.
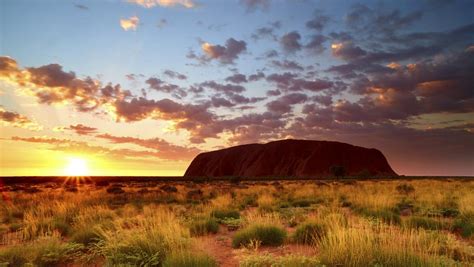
0 107 42 131
120 16 140 31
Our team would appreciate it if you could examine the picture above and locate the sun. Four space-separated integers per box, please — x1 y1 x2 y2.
64 157 89 176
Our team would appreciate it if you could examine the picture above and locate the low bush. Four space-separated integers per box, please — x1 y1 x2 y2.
240 254 323 267
356 208 401 225
189 218 219 236
405 216 443 230
396 183 415 194
232 224 287 248
162 252 217 267
211 209 240 221
452 212 474 238
71 227 101 246
293 222 327 245
0 236 83 267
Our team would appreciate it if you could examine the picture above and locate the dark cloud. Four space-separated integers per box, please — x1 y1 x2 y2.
280 31 302 53
95 133 200 160
266 93 308 114
266 89 281 96
240 0 270 12
200 81 246 94
198 38 247 65
225 73 248 84
146 77 187 98
74 3 89 10
251 27 277 41
306 10 330 32
266 72 335 92
163 70 187 80
305 34 327 54
61 124 98 135
0 107 42 130
248 71 265 81
271 60 304 71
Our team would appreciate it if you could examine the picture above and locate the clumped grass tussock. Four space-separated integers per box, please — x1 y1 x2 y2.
405 216 444 231
293 221 327 245
211 208 240 221
319 221 459 266
355 207 401 225
0 235 83 267
94 206 190 266
232 224 287 248
452 212 474 238
240 254 323 267
189 217 219 236
162 251 218 267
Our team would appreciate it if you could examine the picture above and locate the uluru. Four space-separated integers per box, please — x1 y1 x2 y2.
185 139 397 178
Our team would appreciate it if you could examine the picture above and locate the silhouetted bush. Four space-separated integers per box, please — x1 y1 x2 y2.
330 165 346 178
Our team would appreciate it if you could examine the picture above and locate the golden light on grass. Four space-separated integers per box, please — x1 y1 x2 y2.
64 157 89 177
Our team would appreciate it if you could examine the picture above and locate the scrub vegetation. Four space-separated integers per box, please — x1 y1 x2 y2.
0 178 473 266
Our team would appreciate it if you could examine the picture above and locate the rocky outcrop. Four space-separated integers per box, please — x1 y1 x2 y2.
184 139 397 177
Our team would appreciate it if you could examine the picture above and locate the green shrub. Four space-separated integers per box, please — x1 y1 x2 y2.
293 222 327 245
290 199 314 207
240 254 323 267
211 209 240 221
189 218 219 236
163 252 217 267
0 245 29 266
0 237 83 267
357 208 401 225
438 197 460 217
239 194 258 208
452 213 474 238
405 216 443 230
32 239 83 267
71 227 101 246
232 225 287 248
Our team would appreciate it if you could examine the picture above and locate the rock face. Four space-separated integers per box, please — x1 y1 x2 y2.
184 139 397 177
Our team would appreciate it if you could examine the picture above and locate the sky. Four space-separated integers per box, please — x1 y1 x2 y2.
0 0 473 176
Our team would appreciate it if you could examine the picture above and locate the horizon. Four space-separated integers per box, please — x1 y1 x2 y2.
1 0 474 176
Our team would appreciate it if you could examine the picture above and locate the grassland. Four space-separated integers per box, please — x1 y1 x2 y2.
0 178 473 266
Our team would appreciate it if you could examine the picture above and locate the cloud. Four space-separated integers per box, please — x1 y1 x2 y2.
0 57 134 113
9 136 169 161
120 16 140 31
0 107 42 131
306 10 330 32
305 34 327 54
74 4 89 10
95 133 200 160
280 31 302 53
266 72 335 92
240 0 270 12
58 124 98 135
146 77 187 98
163 70 187 80
271 60 304 71
266 93 308 114
128 0 196 8
199 38 247 64
248 72 265 81
251 27 277 41
225 73 247 84
157 18 167 29
200 81 246 94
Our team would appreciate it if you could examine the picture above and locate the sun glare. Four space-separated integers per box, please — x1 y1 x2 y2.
64 157 89 176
